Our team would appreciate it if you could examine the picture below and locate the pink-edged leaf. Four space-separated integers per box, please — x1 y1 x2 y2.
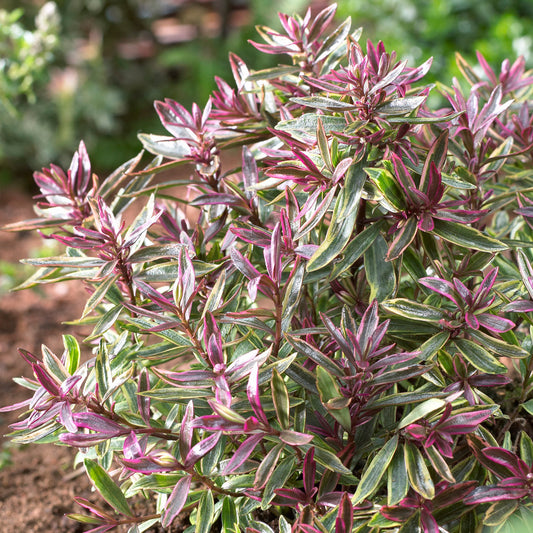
222 433 264 474
464 485 527 504
335 492 353 533
161 475 192 528
481 447 528 478
476 313 515 333
420 508 440 533
303 448 316 496
180 401 194 461
72 412 126 435
247 365 268 425
183 432 221 469
273 488 306 506
279 430 314 446
204 312 224 367
465 310 480 330
32 364 60 396
503 300 533 312
60 432 115 447
419 277 460 306
230 246 260 280
386 216 418 261
60 403 77 433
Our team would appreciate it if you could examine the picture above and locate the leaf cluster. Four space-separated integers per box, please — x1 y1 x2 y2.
4 3 533 532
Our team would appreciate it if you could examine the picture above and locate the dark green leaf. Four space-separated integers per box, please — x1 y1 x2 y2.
404 442 434 500
484 500 519 527
468 329 528 358
195 490 215 533
84 459 133 516
261 456 295 509
432 219 507 252
381 298 447 322
388 448 409 505
454 338 507 374
353 435 398 504
330 220 385 278
365 234 396 300
271 369 290 430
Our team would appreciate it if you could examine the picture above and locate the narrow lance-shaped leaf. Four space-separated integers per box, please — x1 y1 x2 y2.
84 459 133 517
161 475 192 528
352 435 399 504
404 442 435 500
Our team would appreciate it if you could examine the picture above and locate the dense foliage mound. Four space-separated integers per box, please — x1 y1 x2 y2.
4 4 533 532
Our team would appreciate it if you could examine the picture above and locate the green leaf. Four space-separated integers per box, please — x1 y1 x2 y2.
195 490 215 533
418 332 450 361
330 220 385 278
365 167 405 211
254 443 284 489
95 344 112 404
454 338 507 374
367 391 449 409
404 442 434 500
86 304 123 341
307 162 366 272
377 96 426 116
521 399 533 416
138 133 190 159
84 459 133 517
286 335 343 377
484 500 519 527
281 262 304 331
271 369 290 430
468 329 528 358
352 435 398 504
432 219 507 252
82 273 120 318
520 431 533 467
261 456 295 509
398 399 446 429
291 95 356 111
388 448 409 506
365 234 396 300
317 366 351 430
381 298 447 322
63 334 80 374
426 444 454 483
309 444 353 476
221 496 239 533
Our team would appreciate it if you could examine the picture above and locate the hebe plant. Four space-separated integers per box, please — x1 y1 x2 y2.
4 4 533 532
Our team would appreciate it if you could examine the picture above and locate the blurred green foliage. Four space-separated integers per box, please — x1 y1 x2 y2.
2 0 532 187
335 0 533 85
0 0 307 187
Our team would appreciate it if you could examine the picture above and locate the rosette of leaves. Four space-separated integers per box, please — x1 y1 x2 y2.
4 3 533 532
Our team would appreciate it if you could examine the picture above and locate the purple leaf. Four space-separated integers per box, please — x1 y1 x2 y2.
222 433 264 474
161 475 192 527
335 492 353 533
183 432 221 469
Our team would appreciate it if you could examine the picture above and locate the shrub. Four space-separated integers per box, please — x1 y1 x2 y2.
4 3 533 532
